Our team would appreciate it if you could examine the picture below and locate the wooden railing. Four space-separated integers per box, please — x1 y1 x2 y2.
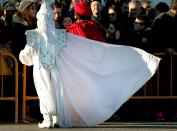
22 65 38 122
0 53 18 123
132 52 177 99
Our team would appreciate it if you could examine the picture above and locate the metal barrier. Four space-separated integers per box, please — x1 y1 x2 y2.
21 52 177 122
22 65 38 122
132 52 177 99
0 52 18 123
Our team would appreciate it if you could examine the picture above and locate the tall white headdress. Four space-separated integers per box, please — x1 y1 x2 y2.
36 0 57 45
33 0 66 70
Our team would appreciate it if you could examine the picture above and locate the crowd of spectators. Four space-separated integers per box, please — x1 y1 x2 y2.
0 0 177 122
0 0 174 59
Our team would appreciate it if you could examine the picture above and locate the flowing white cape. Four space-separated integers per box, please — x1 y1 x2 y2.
20 32 160 127
58 33 160 127
19 0 160 127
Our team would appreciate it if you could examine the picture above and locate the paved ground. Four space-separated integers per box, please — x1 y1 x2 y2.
0 122 177 131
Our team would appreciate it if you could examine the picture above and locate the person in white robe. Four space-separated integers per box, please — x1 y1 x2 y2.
19 0 161 128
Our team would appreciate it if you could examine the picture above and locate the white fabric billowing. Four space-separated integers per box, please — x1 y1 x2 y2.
55 33 160 127
19 0 160 127
20 32 160 127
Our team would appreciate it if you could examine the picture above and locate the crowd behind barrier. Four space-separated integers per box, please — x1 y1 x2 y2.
0 0 177 123
1 52 177 123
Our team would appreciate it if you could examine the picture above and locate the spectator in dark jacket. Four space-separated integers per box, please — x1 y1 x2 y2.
12 0 37 58
150 0 177 53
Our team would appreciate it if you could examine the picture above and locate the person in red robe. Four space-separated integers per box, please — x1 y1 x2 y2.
67 1 106 42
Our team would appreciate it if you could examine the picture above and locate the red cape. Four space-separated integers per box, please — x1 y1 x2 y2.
67 20 106 42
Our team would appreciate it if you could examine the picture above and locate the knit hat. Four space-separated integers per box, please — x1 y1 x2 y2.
74 2 92 16
19 0 34 12
4 2 16 11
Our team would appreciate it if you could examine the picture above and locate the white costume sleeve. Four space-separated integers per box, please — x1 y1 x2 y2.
19 30 38 66
19 44 36 66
